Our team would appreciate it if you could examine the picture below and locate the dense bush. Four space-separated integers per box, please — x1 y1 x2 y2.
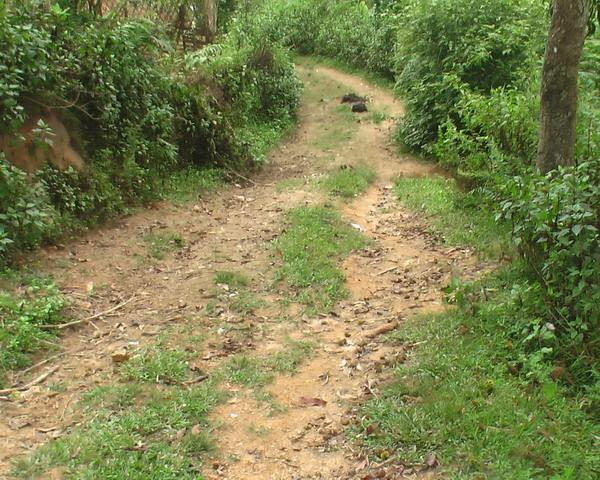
0 270 65 383
394 0 546 151
0 157 58 256
0 1 301 262
500 160 600 380
229 0 400 79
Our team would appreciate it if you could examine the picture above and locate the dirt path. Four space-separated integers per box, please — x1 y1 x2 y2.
0 60 483 479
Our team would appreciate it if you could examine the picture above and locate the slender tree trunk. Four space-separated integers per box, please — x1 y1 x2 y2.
201 0 218 43
537 0 589 174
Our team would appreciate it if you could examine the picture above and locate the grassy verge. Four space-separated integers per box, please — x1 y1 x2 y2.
353 177 600 478
357 276 600 478
318 164 376 199
274 206 366 312
394 176 508 255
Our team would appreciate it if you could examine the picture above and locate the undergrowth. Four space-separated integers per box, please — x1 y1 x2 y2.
0 270 65 387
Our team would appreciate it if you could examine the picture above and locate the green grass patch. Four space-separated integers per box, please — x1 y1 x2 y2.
16 379 224 479
274 206 367 312
318 164 376 199
356 273 600 479
315 105 358 150
214 271 250 288
367 109 390 124
143 230 185 260
165 168 224 204
394 176 508 255
0 270 65 387
120 345 191 384
219 339 316 389
219 355 274 388
268 338 316 374
230 291 264 314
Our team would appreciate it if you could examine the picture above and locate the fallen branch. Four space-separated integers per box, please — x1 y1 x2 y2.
362 321 399 343
42 296 135 330
0 366 60 395
377 265 399 276
181 374 209 386
224 164 257 186
18 352 67 376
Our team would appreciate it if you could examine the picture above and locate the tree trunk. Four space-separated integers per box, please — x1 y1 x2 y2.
537 0 589 174
201 0 218 43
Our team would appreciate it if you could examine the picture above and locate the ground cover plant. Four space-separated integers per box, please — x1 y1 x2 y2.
274 206 366 312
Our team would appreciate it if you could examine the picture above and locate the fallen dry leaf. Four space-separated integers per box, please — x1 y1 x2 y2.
298 397 327 407
425 452 439 468
111 350 131 364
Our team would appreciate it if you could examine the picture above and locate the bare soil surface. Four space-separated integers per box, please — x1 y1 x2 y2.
0 61 485 479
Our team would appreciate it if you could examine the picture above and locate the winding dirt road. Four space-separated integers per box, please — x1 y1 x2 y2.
1 61 483 479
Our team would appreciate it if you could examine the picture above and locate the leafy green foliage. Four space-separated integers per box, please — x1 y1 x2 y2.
394 0 546 150
500 160 600 381
0 2 301 266
229 0 401 79
0 157 58 258
0 270 65 386
274 206 366 311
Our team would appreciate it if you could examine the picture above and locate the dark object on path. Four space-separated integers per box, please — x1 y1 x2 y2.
341 93 366 104
352 102 368 113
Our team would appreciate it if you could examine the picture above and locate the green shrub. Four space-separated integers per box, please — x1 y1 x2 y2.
394 0 546 150
431 80 540 190
230 0 400 79
0 270 65 385
0 2 301 265
500 161 600 381
0 156 58 258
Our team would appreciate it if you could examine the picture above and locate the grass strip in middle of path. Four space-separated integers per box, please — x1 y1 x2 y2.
274 206 366 313
317 164 376 199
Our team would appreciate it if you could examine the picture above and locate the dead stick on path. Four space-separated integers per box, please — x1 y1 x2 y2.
0 366 60 395
18 352 67 376
42 297 135 330
224 165 257 186
377 265 399 276
365 321 399 339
